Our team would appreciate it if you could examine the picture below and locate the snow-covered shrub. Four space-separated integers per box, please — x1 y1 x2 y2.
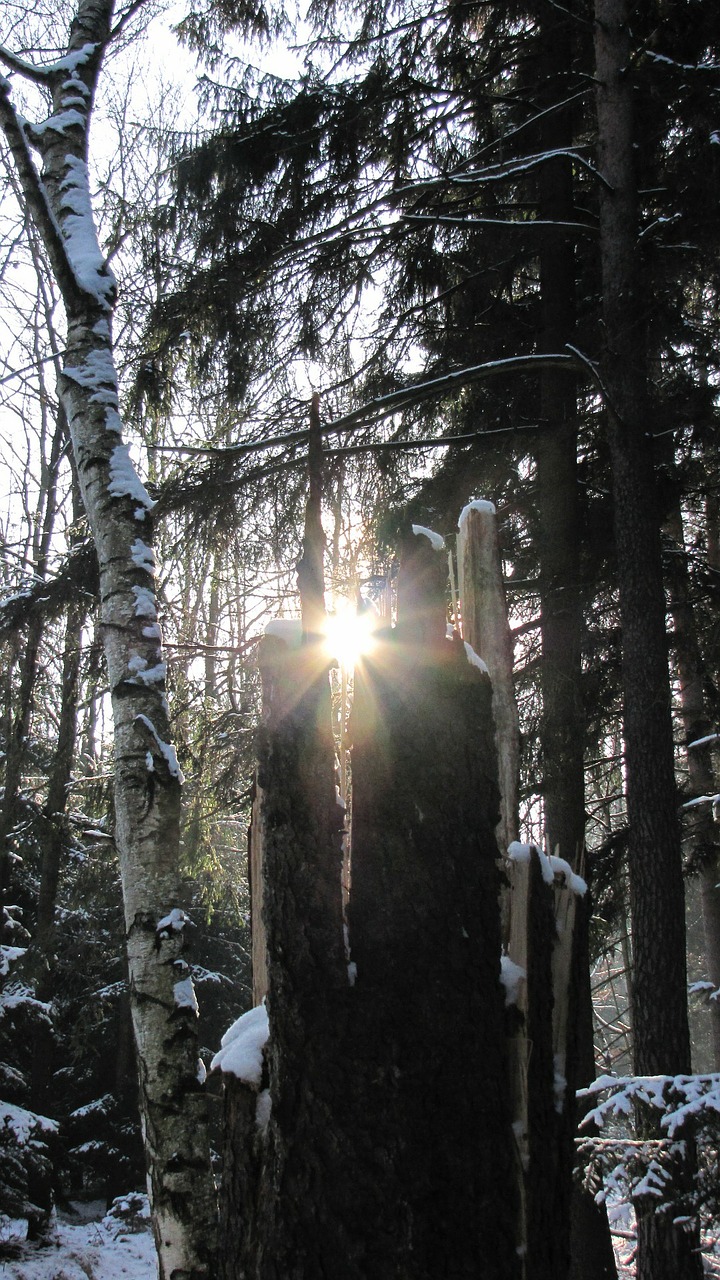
0 1099 57 1235
0 947 57 1237
103 1190 150 1235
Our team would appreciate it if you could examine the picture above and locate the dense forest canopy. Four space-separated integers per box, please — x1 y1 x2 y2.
0 0 719 1277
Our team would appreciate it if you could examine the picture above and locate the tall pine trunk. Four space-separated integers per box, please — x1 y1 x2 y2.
666 497 720 1067
534 10 617 1276
31 594 88 1113
594 3 701 1276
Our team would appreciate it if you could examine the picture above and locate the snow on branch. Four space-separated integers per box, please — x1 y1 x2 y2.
156 908 193 936
393 146 610 195
688 733 720 750
326 351 585 433
0 41 97 84
0 45 53 84
0 1100 58 1144
402 214 597 236
682 793 720 811
579 1072 720 1139
645 50 720 73
0 944 26 976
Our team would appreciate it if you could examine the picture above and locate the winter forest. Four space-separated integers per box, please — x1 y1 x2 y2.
0 0 719 1277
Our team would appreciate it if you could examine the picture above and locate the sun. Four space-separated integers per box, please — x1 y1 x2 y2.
323 603 377 668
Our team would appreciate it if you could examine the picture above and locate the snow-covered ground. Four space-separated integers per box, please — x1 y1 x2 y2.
0 1196 156 1279
3 1194 719 1278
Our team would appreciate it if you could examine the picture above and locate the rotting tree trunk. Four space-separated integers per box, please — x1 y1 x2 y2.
594 3 701 1276
223 637 349 1280
219 531 521 1279
348 531 519 1279
219 407 349 1278
457 501 519 853
0 6 218 1274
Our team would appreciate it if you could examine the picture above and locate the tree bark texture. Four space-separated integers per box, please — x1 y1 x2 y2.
220 537 521 1279
701 495 720 1063
522 854 559 1280
533 10 616 1274
594 3 701 1276
0 5 218 1273
348 626 519 1279
666 499 720 1067
0 612 44 936
218 638 352 1280
297 394 326 640
31 596 87 1113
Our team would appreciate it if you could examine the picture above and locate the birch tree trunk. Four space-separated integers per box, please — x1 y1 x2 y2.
0 6 217 1274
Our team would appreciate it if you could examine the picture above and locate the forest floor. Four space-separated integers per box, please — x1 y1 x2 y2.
2 1197 719 1278
0 1197 156 1279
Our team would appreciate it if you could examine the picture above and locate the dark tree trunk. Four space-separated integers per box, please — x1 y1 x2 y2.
31 596 87 1112
702 494 720 1062
594 3 701 1276
666 497 720 1067
36 599 86 952
219 636 355 1280
346 538 519 1278
219 536 521 1279
0 614 44 937
533 10 616 1275
523 851 562 1280
570 894 619 1280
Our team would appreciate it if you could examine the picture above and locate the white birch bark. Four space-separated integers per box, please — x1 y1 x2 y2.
0 5 217 1275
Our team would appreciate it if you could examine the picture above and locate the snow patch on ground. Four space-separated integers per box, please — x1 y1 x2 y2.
0 1197 156 1278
